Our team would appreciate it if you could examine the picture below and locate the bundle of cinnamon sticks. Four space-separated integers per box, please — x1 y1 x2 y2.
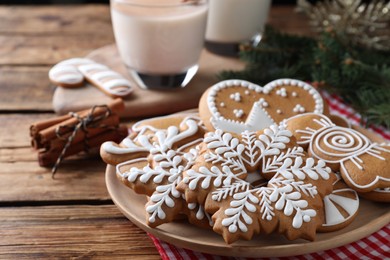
30 99 128 172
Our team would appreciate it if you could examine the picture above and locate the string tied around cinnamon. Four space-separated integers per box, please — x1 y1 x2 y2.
52 105 114 178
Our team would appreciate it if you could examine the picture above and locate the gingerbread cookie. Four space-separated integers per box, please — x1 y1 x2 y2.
101 113 205 166
284 113 390 196
199 79 327 134
49 58 133 98
78 63 133 98
100 114 213 228
319 174 359 232
49 58 94 88
177 125 336 243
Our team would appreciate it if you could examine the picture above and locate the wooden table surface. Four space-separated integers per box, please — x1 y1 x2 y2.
0 4 311 259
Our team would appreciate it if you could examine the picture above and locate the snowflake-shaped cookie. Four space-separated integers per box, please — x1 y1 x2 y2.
100 114 213 227
177 124 336 243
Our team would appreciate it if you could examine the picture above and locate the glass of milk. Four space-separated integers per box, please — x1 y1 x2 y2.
205 0 271 56
110 0 208 89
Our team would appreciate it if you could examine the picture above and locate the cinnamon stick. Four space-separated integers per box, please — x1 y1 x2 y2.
30 114 72 138
32 114 120 150
36 98 124 144
38 125 128 167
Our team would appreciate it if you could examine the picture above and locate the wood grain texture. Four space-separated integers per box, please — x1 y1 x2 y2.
0 113 108 203
0 6 114 66
0 113 134 202
0 205 159 259
0 68 54 111
0 159 108 202
0 34 114 65
0 5 112 34
0 114 56 147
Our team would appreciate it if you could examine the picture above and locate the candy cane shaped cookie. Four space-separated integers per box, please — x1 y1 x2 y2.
78 63 133 98
49 58 94 88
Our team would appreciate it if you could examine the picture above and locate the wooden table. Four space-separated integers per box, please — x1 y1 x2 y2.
0 4 311 259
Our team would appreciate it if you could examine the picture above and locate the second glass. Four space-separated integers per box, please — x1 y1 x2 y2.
205 0 271 56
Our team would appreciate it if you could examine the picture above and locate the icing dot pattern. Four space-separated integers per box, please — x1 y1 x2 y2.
230 92 242 102
276 88 288 97
233 109 244 118
293 104 306 113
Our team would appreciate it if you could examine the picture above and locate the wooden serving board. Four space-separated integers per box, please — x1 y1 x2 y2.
105 165 390 258
52 45 245 118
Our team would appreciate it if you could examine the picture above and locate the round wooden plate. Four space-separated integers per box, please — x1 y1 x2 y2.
106 165 390 258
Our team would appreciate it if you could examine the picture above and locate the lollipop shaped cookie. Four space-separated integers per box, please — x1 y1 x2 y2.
284 113 390 198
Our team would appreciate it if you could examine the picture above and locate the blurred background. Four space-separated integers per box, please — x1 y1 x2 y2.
0 0 298 4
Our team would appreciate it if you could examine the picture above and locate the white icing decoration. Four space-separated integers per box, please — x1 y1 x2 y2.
293 104 306 113
115 117 203 224
292 92 298 97
49 58 94 85
103 115 203 158
233 109 244 118
278 157 331 181
49 65 83 85
374 187 390 193
206 79 324 134
132 114 204 134
185 124 331 235
277 109 282 114
146 177 182 222
220 102 225 107
245 90 250 95
276 88 287 97
322 175 359 227
229 92 241 102
286 113 390 190
217 174 319 233
212 100 275 134
102 140 148 155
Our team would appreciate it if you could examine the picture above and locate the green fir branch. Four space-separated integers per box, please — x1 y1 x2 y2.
219 26 390 129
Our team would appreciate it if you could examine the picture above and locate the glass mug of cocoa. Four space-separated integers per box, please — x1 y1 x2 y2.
111 0 209 89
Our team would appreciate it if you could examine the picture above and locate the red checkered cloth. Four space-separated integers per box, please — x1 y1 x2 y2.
148 92 390 259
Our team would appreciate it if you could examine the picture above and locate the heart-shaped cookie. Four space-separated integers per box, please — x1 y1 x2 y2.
199 79 327 134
